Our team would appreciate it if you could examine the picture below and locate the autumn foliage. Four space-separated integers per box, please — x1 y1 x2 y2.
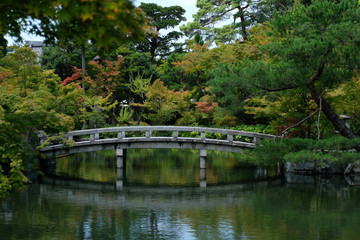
62 66 83 85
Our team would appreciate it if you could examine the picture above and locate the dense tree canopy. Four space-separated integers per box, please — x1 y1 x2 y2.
212 0 360 139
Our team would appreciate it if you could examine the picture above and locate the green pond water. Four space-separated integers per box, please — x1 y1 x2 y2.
1 149 360 240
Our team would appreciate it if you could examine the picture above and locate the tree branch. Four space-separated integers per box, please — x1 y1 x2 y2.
277 109 320 137
251 83 298 92
309 62 325 85
317 96 322 139
308 47 332 85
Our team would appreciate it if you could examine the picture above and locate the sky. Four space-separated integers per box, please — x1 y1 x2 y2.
6 0 198 45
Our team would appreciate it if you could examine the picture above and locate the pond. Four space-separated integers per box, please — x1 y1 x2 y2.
1 149 360 240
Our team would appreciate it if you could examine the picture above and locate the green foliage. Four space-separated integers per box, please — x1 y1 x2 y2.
231 124 273 142
0 34 7 58
194 33 204 46
140 79 191 125
209 63 251 117
41 43 97 80
157 53 185 91
54 0 148 48
238 0 360 91
181 0 247 43
245 90 324 137
0 122 32 198
0 46 97 197
117 106 134 126
116 44 157 78
127 73 151 103
313 137 360 151
39 135 75 149
231 124 273 134
328 76 360 136
210 0 360 138
0 0 148 49
181 0 291 43
240 137 360 167
79 94 117 129
136 3 186 61
0 0 56 39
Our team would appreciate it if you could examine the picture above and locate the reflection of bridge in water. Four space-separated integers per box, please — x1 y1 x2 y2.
39 126 279 187
41 176 283 209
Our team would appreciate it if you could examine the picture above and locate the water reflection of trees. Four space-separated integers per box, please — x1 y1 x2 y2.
1 178 360 240
24 149 360 239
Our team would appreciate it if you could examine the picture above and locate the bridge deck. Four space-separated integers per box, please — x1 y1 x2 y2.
39 126 279 157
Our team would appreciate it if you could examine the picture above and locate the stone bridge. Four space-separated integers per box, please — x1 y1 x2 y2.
40 126 277 156
39 126 278 186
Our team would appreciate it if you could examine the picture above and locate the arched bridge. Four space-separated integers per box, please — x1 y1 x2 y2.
40 126 278 158
39 126 279 187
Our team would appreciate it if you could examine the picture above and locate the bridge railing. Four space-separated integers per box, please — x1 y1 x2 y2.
57 126 278 146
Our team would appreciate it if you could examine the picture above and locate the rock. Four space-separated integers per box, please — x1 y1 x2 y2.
285 162 314 174
352 164 360 174
315 160 345 174
285 161 345 174
285 173 315 184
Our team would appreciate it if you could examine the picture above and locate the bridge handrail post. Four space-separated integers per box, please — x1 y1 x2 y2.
117 131 125 139
201 132 206 140
253 137 261 145
227 134 233 144
173 131 178 139
145 130 152 138
90 133 95 142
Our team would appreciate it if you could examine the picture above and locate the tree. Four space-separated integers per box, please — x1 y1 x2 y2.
115 44 158 103
328 76 360 136
0 34 7 58
181 0 256 43
174 42 241 98
54 0 148 91
2 46 40 96
157 52 185 90
0 46 81 196
213 0 360 141
40 42 97 80
1 0 148 91
1 0 148 47
0 0 55 40
181 0 294 44
136 3 186 62
138 79 190 125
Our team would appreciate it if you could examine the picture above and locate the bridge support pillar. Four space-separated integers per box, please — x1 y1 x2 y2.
200 149 206 169
116 149 126 169
116 168 125 190
200 168 206 188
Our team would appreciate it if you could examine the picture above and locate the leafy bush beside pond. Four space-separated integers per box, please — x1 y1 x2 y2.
239 137 360 167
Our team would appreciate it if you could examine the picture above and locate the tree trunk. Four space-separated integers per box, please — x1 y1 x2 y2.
150 36 157 63
309 84 358 139
81 44 86 92
239 11 248 42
